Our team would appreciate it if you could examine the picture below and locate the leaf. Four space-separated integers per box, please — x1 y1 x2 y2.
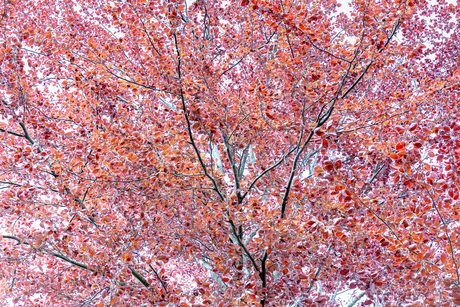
315 129 325 136
440 253 447 265
395 142 406 150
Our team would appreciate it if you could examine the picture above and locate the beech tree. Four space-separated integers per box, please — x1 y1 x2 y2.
1 0 460 306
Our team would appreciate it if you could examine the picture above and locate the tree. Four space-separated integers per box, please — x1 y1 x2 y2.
0 0 459 305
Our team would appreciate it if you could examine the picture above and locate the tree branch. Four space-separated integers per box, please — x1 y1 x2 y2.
0 127 25 138
228 220 260 273
149 264 168 293
241 145 297 201
2 235 28 245
47 252 94 271
129 266 151 288
174 30 225 201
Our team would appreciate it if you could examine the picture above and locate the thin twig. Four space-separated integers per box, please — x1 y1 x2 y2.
149 264 168 293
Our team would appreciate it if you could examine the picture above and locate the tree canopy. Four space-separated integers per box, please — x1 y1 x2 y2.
1 0 460 306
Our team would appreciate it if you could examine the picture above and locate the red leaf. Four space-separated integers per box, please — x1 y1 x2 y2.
363 300 373 305
395 125 405 133
395 142 406 150
315 129 325 136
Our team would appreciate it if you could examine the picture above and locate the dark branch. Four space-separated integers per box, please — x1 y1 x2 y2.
229 220 260 273
149 264 168 293
129 266 151 288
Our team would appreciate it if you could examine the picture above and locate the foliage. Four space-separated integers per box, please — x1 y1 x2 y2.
1 0 460 306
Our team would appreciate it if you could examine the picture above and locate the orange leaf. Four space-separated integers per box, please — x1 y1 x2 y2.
395 142 406 150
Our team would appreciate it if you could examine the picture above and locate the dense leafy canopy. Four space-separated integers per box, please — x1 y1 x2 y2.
1 0 460 306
